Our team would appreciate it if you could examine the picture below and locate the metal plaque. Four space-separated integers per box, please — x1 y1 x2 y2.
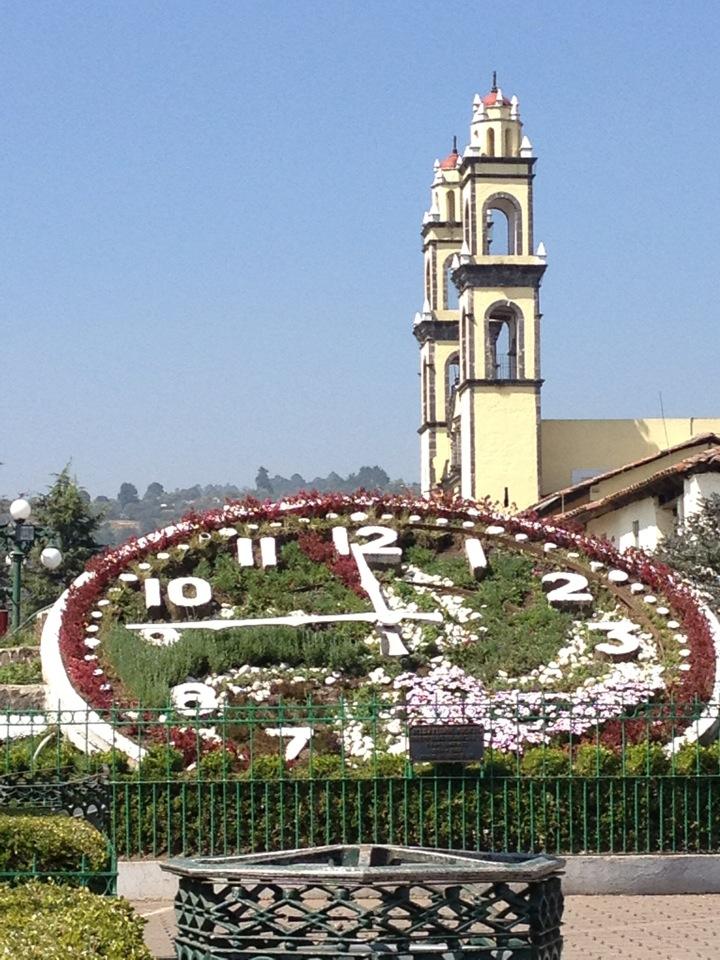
408 724 485 763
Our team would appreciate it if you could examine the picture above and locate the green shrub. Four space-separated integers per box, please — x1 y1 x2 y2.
0 814 107 874
520 747 570 777
0 660 42 684
673 740 720 775
622 742 670 776
572 744 620 777
0 880 151 959
481 749 518 777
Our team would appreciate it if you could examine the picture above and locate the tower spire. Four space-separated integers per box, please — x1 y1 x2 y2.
452 135 457 154
491 70 498 92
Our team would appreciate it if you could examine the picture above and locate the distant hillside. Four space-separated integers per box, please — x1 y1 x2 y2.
95 466 419 545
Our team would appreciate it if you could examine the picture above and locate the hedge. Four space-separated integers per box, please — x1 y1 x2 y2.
0 881 151 960
0 814 108 874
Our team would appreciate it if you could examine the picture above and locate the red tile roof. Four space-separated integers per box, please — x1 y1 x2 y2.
440 150 460 170
531 432 720 517
540 444 720 525
483 91 511 107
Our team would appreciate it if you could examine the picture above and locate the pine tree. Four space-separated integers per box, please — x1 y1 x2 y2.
656 494 720 611
24 469 103 612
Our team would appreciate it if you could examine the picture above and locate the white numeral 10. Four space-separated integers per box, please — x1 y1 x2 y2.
144 576 212 610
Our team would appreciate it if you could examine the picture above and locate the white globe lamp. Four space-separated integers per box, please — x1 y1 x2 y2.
9 498 32 522
40 546 63 571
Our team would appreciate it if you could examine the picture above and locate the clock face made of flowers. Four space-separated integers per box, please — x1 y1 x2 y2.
45 494 716 764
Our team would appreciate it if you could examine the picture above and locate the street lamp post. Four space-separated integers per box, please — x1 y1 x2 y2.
1 498 63 632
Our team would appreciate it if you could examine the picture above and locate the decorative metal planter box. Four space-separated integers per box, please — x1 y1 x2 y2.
163 843 564 959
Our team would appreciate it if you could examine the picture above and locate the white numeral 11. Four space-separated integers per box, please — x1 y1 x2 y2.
237 537 277 568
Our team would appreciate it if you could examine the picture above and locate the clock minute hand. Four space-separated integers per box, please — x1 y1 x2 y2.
126 609 443 633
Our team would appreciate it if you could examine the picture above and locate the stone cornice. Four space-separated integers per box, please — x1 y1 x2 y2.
452 262 547 290
457 378 544 391
413 319 459 344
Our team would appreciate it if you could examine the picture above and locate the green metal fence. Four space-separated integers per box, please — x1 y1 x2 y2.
2 700 719 858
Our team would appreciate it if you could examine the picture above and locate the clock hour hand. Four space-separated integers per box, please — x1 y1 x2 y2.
349 544 414 656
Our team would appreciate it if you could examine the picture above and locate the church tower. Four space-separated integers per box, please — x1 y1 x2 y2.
414 77 547 509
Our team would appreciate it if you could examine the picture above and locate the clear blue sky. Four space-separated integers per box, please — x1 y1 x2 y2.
2 1 719 498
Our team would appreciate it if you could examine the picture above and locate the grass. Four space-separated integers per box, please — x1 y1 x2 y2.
0 659 43 684
102 622 382 707
404 547 574 685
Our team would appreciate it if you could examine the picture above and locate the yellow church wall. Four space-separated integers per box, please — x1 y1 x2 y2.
432 429 452 489
540 418 720 495
470 386 540 508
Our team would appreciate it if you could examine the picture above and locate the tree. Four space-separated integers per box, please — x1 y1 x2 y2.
656 494 720 612
117 482 139 508
255 466 273 495
347 465 390 490
24 469 103 612
143 482 165 500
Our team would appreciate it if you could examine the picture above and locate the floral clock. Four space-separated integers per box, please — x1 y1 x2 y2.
41 494 719 764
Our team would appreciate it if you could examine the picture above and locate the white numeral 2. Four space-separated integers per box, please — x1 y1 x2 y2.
541 571 593 609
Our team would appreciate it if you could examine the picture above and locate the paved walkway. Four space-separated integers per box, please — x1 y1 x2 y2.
136 895 720 959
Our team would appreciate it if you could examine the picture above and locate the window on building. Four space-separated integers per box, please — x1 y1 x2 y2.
447 191 456 222
571 468 608 485
487 128 495 156
443 256 459 309
488 307 518 380
483 196 521 255
446 353 460 405
504 128 512 156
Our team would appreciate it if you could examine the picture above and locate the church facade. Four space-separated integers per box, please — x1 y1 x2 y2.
414 79 720 526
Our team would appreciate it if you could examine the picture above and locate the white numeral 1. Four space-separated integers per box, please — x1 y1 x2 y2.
332 526 350 555
465 538 488 579
144 578 162 609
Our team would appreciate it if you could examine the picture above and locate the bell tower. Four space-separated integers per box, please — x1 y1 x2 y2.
415 77 547 509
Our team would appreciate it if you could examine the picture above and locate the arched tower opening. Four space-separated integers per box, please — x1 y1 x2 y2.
446 351 460 405
483 193 522 255
443 255 459 310
486 304 520 380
